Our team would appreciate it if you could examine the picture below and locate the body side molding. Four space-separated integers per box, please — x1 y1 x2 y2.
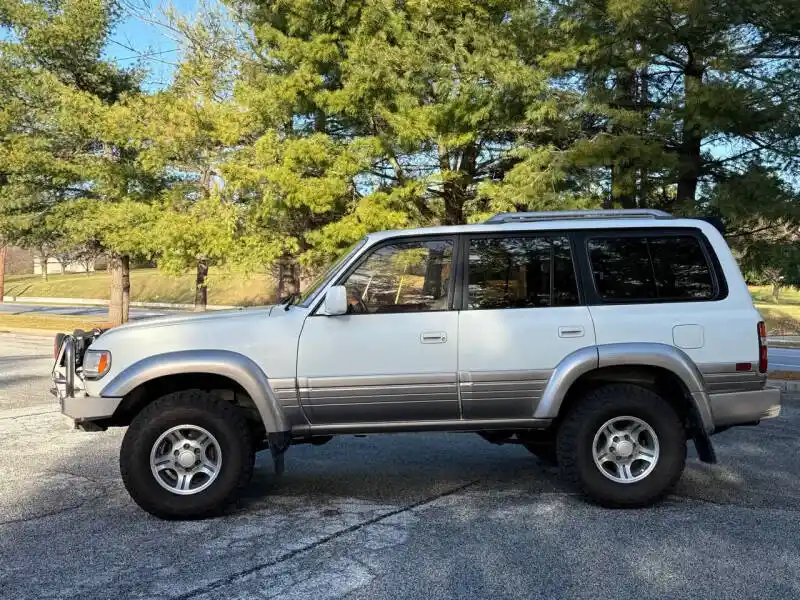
100 350 289 433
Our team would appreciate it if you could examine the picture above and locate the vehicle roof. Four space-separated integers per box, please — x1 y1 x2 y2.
366 217 716 243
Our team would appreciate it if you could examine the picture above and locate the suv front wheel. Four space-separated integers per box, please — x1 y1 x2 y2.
120 390 255 519
557 383 686 508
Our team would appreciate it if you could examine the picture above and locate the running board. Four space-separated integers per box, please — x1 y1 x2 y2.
292 418 553 437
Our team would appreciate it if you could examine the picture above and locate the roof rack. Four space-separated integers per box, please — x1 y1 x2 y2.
485 209 672 224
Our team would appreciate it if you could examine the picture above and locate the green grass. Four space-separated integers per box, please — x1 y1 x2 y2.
4 268 276 306
755 303 800 336
749 285 800 305
0 313 112 333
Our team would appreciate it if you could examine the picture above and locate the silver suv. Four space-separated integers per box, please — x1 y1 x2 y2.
52 210 781 519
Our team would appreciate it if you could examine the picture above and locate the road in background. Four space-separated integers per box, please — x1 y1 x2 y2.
769 347 800 372
0 334 55 410
0 303 175 320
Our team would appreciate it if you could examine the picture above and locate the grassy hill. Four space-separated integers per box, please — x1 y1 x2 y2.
3 272 800 336
4 268 275 306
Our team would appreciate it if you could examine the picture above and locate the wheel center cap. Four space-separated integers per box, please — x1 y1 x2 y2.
178 450 196 468
615 440 634 458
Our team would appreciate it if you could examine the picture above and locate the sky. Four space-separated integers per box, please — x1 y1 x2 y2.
104 0 202 90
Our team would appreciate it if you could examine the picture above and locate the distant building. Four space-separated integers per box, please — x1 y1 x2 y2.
33 255 96 275
4 246 34 276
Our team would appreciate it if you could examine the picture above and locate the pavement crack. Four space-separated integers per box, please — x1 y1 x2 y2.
0 409 55 421
170 480 479 600
673 493 800 513
0 497 93 527
0 473 111 527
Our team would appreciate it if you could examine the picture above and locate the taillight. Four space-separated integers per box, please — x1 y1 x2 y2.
757 321 767 373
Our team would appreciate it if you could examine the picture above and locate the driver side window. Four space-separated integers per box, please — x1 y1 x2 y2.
342 239 453 314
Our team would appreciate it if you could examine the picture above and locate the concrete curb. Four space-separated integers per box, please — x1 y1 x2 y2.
768 379 800 393
0 327 63 337
767 341 800 349
2 296 237 310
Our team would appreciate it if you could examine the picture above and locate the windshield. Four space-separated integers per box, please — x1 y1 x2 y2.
298 238 367 307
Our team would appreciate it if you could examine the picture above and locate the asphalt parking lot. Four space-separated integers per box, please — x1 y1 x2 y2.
1 333 799 600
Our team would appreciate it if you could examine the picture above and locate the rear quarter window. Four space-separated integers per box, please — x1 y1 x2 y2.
587 232 721 303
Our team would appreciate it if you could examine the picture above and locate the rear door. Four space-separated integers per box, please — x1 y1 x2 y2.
457 232 596 419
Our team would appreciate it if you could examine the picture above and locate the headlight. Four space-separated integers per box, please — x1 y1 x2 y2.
83 350 111 380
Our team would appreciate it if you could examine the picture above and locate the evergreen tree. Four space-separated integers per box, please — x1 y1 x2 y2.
547 0 800 215
0 0 144 324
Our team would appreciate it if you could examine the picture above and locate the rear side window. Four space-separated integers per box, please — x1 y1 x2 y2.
588 234 715 302
467 236 579 309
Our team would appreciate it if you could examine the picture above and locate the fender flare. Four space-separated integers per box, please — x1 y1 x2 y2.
99 350 289 433
535 342 714 434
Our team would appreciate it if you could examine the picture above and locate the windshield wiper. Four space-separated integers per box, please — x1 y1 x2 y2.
281 293 298 311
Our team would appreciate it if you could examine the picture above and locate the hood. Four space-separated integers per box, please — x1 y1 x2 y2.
103 306 276 335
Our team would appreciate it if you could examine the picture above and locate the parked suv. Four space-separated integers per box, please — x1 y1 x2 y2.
52 210 781 519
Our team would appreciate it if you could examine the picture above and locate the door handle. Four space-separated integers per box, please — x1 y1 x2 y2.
558 326 585 338
420 331 447 344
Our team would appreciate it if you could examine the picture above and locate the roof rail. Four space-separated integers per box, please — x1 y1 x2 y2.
485 209 672 224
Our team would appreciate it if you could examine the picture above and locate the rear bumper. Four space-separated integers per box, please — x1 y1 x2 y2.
710 387 782 429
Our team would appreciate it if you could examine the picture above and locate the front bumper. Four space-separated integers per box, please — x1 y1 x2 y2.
52 335 119 424
60 395 122 421
710 387 782 429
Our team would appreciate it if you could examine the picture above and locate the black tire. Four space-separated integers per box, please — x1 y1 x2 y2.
556 383 686 508
120 390 255 520
523 441 558 465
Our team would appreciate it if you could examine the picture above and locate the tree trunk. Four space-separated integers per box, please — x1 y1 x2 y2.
194 259 209 312
610 68 637 208
611 163 637 208
772 282 781 303
276 257 300 301
676 63 704 205
443 191 464 226
108 256 123 327
121 255 130 323
437 142 472 226
41 256 48 281
0 245 6 302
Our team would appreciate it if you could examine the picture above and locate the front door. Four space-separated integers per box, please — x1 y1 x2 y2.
297 237 459 424
457 233 596 419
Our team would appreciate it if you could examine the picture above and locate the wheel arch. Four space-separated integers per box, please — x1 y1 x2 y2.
100 350 289 433
537 343 714 438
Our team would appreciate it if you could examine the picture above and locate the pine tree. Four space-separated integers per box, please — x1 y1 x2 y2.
221 0 565 287
547 0 800 215
0 0 143 324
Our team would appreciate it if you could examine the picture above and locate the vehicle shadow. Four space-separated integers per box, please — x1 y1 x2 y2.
237 431 567 511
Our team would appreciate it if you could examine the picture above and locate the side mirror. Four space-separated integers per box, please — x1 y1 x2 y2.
323 285 348 316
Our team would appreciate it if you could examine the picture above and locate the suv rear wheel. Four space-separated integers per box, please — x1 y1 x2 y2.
556 383 686 508
120 390 255 519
